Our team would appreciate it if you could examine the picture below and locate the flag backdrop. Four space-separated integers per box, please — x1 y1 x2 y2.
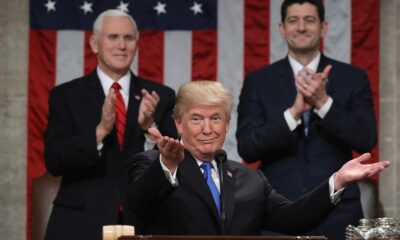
28 0 379 238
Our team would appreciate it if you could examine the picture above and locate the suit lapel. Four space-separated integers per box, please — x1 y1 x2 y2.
277 57 297 106
180 152 222 223
124 73 143 151
86 70 106 126
221 162 235 232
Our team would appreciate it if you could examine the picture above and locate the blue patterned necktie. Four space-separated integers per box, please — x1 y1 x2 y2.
299 68 311 136
200 162 221 216
303 110 310 136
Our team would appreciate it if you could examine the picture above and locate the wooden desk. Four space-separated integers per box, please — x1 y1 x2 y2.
119 236 327 240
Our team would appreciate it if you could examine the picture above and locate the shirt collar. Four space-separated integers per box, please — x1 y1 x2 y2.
195 157 218 170
97 67 131 99
288 52 321 74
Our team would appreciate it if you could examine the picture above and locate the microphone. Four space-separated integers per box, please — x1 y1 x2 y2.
214 149 227 234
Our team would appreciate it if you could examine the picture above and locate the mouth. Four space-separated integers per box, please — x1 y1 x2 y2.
113 53 128 57
198 138 217 144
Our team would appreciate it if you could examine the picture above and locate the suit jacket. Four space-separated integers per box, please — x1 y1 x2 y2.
44 70 177 240
236 54 376 238
127 150 334 236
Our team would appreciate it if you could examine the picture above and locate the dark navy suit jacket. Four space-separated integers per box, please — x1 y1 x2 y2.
128 150 334 236
44 70 177 240
236 54 377 239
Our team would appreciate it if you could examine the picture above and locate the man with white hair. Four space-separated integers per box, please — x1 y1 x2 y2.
44 9 176 240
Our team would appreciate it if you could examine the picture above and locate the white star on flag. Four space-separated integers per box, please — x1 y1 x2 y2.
80 1 93 14
190 2 203 15
154 1 167 15
117 1 129 13
44 0 56 12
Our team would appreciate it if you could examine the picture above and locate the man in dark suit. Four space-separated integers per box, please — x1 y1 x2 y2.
127 81 388 236
236 0 377 239
44 10 177 240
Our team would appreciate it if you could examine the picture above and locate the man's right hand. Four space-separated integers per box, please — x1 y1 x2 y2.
96 88 116 144
147 127 184 174
289 91 312 120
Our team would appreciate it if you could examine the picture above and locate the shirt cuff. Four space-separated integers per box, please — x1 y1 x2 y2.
284 109 302 131
160 155 178 187
97 142 103 156
314 97 333 119
329 173 345 205
144 133 157 151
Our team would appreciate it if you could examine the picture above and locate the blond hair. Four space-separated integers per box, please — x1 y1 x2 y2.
173 81 232 121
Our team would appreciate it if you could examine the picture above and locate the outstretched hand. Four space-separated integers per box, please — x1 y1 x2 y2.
334 153 390 190
147 128 184 173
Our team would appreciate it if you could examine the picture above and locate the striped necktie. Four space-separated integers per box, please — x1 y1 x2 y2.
111 82 127 151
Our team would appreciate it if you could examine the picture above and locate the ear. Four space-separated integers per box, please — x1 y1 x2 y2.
279 22 286 38
225 122 230 133
174 117 183 136
320 21 328 38
89 35 98 54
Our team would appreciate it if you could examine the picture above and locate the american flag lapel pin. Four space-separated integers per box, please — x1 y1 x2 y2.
227 171 233 178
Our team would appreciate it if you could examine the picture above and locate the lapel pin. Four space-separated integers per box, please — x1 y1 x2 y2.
134 95 141 100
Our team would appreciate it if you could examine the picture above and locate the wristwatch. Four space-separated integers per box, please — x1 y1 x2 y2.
145 121 158 134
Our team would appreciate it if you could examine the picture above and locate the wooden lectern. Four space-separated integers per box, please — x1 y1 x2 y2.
119 236 327 240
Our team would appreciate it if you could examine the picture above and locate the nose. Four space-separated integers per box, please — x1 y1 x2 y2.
117 37 126 49
202 120 212 135
298 20 306 32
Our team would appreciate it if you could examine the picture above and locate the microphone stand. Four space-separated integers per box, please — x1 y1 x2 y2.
215 150 227 235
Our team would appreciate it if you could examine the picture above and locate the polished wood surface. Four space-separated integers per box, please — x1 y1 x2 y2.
119 236 327 240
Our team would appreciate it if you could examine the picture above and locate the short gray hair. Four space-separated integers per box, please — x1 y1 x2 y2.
92 9 139 40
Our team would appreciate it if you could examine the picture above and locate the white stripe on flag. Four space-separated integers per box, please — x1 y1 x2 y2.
270 0 287 63
56 30 84 85
164 31 192 92
218 0 244 162
324 0 351 63
131 51 138 76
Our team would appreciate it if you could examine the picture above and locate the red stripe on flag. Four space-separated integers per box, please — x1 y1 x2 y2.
352 0 380 167
244 0 270 76
192 30 217 81
27 29 57 239
84 31 97 75
138 30 164 84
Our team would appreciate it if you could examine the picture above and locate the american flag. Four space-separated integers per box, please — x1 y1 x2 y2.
28 0 379 238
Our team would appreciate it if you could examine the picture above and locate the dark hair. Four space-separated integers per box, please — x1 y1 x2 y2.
281 0 325 22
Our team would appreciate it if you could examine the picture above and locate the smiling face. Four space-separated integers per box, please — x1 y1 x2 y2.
279 2 327 56
90 16 137 80
175 105 229 161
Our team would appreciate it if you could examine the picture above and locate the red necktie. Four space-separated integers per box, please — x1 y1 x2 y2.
111 82 127 151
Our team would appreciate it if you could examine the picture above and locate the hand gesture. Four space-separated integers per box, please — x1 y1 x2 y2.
289 91 313 120
295 65 332 109
138 89 160 130
147 128 185 173
96 88 116 144
334 153 390 190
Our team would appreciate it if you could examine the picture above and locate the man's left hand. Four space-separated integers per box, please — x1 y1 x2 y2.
334 153 390 191
138 89 160 130
296 65 332 109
